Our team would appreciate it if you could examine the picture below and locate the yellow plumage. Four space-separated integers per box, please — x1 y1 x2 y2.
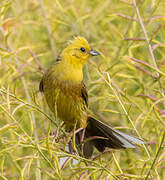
40 36 144 158
41 37 92 130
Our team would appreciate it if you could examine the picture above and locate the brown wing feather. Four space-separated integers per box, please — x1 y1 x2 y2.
39 56 61 93
81 82 88 107
39 79 44 92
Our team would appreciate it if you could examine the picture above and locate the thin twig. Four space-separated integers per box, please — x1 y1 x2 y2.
133 0 159 77
116 13 137 21
149 24 162 43
37 0 57 60
126 56 152 67
124 37 145 41
152 44 165 51
146 16 164 25
29 49 46 73
132 63 153 77
126 56 165 77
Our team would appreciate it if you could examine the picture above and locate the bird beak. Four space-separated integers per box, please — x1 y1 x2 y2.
88 49 100 56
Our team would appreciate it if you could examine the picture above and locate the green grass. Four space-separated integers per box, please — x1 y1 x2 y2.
0 0 165 179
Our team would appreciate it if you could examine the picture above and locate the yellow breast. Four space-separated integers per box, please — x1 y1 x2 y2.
43 63 88 130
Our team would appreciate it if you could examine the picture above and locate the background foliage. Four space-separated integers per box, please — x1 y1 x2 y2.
0 0 165 179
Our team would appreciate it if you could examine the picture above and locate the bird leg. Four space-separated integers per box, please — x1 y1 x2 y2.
50 122 65 142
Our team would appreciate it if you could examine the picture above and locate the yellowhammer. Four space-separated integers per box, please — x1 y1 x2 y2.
39 36 144 158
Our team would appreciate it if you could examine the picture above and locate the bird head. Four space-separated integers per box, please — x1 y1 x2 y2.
61 36 100 67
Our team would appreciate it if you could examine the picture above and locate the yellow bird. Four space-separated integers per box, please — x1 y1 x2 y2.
39 37 144 158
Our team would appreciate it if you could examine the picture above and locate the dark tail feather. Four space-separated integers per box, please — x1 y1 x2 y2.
75 129 94 158
73 117 144 158
68 128 94 158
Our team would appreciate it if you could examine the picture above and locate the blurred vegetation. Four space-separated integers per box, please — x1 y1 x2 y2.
0 0 165 179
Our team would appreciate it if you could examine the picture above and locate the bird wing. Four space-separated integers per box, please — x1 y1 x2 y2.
39 56 62 93
81 82 88 107
39 78 44 92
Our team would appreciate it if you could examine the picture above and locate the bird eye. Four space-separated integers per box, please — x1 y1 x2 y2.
80 47 86 52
